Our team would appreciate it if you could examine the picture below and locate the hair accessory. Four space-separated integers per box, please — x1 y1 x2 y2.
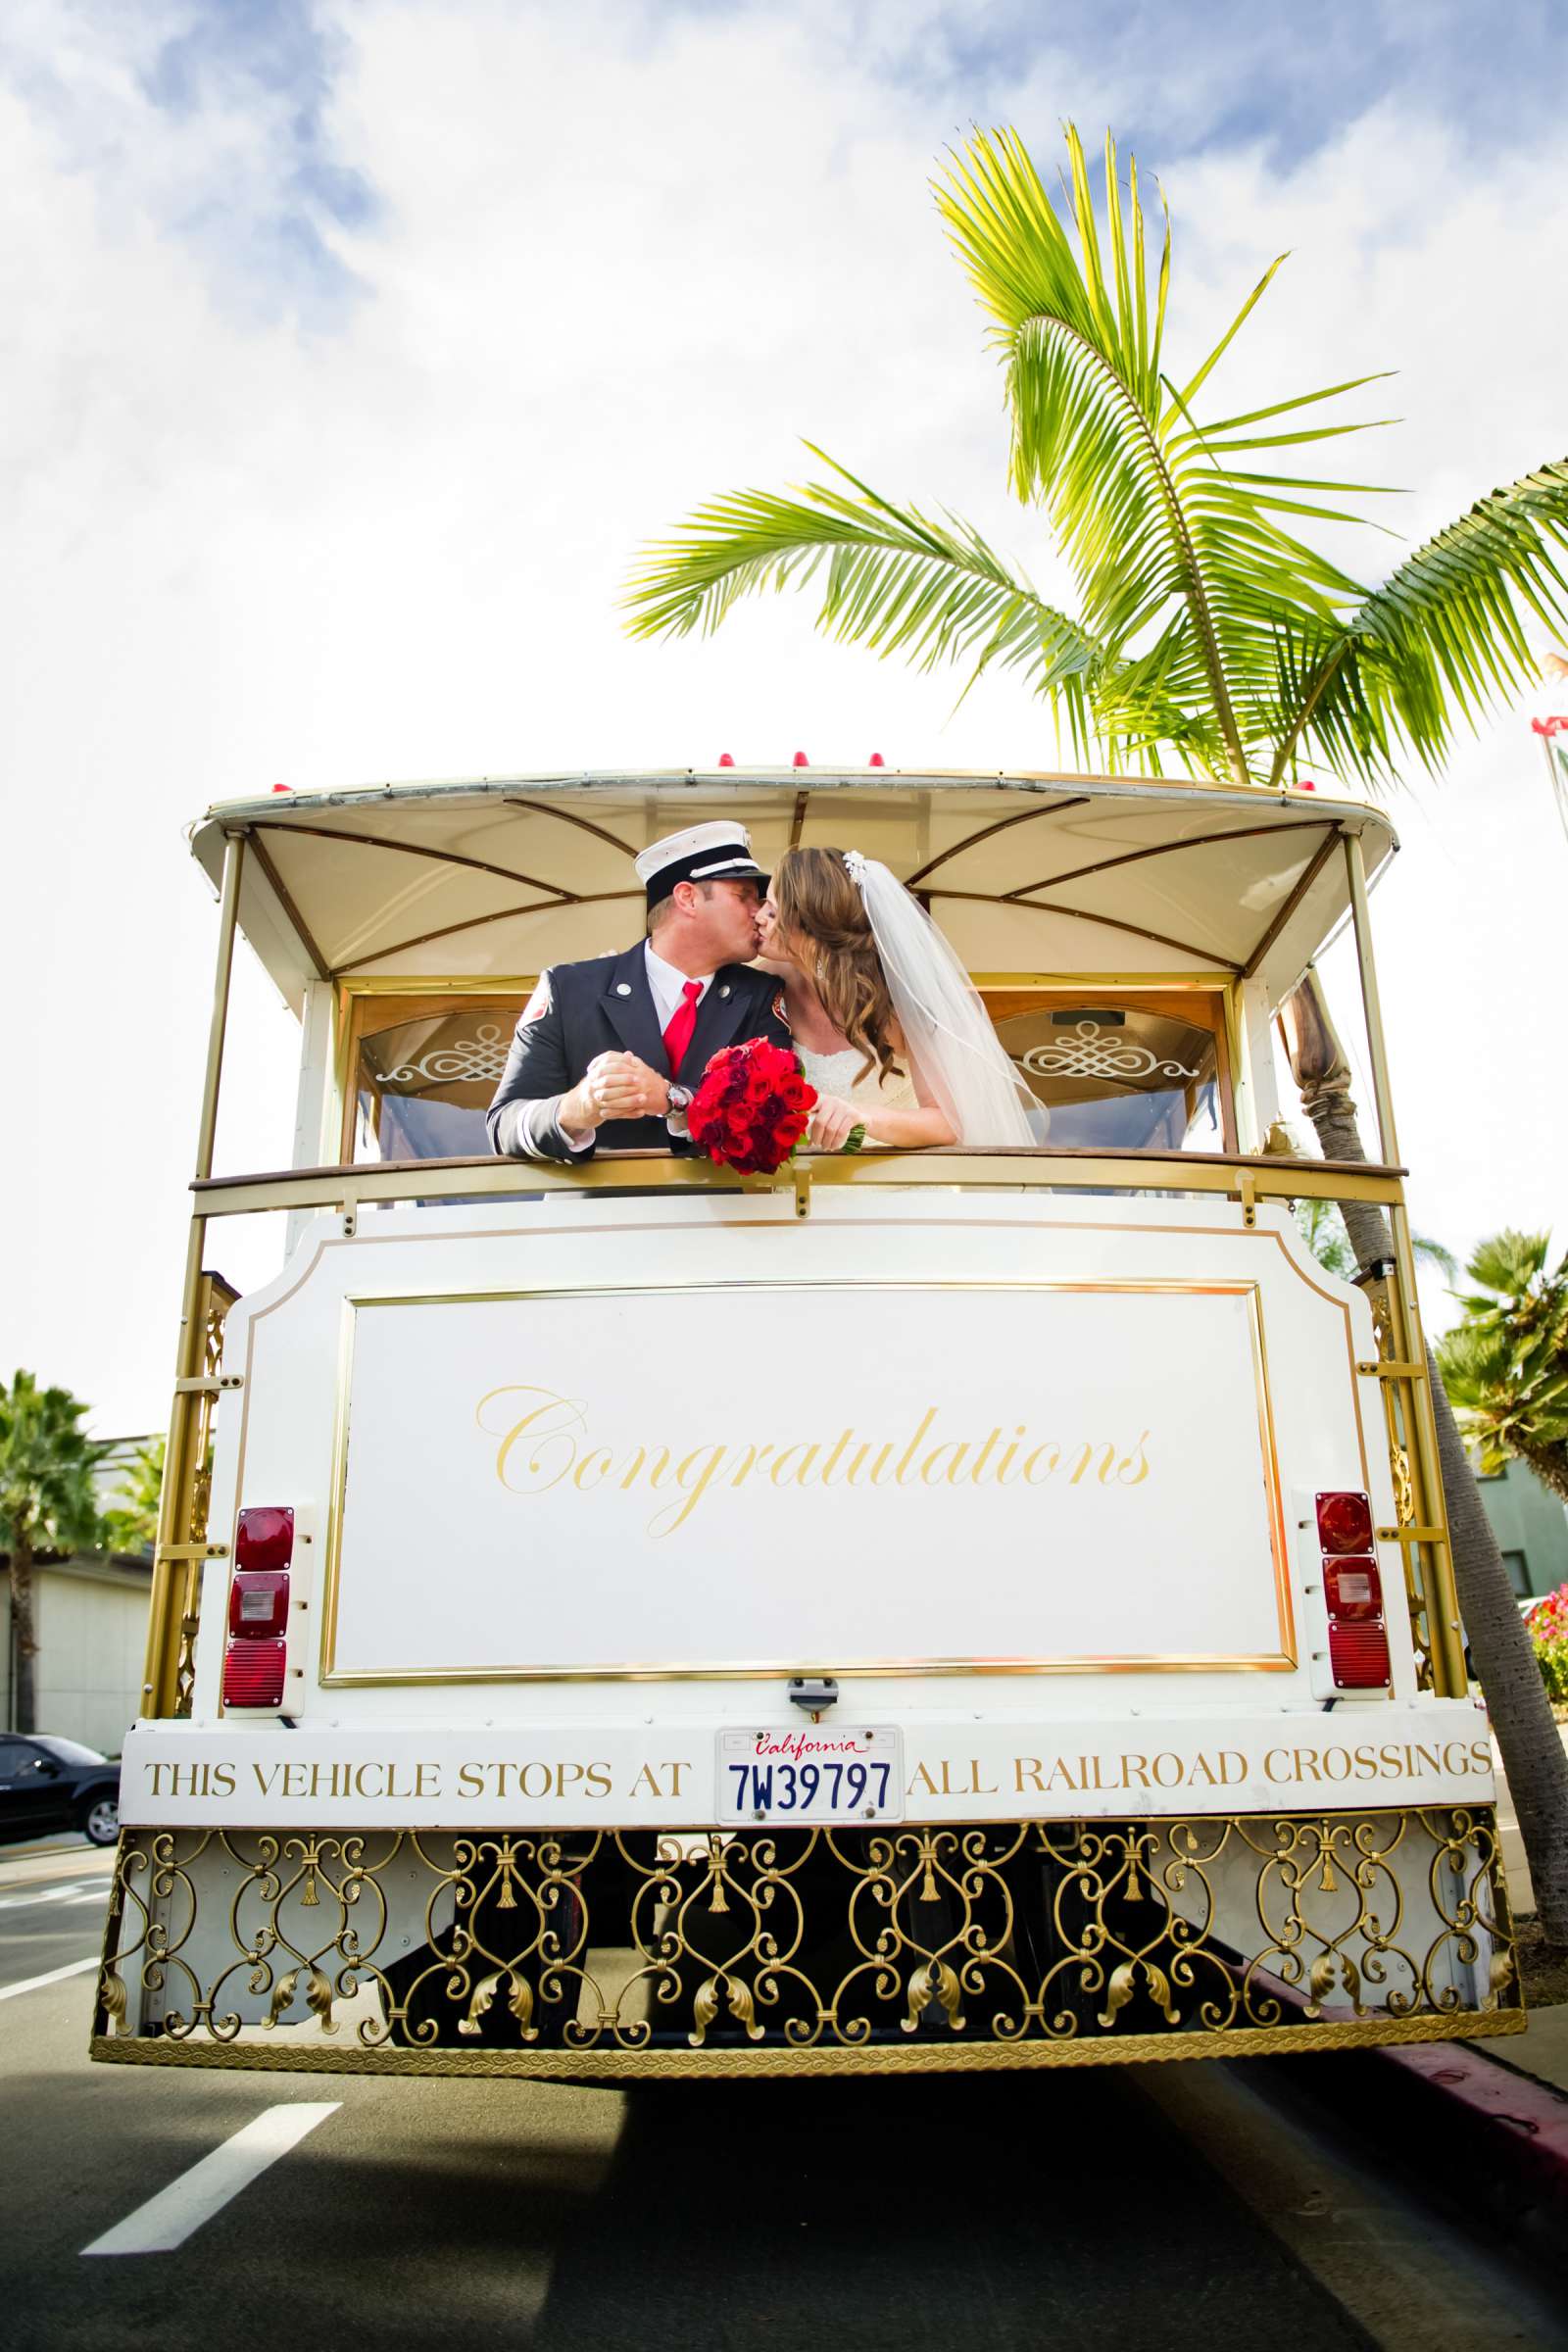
842 849 868 887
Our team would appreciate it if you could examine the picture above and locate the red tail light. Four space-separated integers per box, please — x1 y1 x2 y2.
1323 1556 1382 1622
223 1639 286 1708
1316 1491 1374 1554
236 1506 293 1572
1313 1494 1390 1687
229 1569 288 1639
224 1506 294 1706
1329 1621 1390 1689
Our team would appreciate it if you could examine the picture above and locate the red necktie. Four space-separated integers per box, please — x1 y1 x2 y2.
662 979 703 1077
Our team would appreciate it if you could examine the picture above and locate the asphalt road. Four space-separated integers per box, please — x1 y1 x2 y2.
3 1845 1565 2352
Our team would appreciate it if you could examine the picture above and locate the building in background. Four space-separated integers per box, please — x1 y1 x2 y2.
1474 1454 1568 1600
0 1436 155 1753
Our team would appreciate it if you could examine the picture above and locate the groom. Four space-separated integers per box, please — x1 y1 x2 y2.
486 820 791 1161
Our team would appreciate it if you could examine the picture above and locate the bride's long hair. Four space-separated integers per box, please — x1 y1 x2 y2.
771 846 904 1087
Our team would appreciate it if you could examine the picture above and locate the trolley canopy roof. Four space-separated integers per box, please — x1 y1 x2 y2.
189 768 1397 1011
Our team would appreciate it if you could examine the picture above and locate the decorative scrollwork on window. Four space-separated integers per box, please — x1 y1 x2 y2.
1015 1020 1200 1084
381 1022 511 1089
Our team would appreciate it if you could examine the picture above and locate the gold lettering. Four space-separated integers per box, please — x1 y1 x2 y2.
628 1764 663 1800
769 1445 819 1489
1022 1442 1060 1485
585 1762 612 1798
573 1447 612 1491
894 1409 939 1485
969 1428 1003 1484
819 1429 856 1486
1263 1747 1292 1783
1014 1756 1045 1792
479 1385 586 1493
1117 1431 1151 1485
907 1762 941 1797
458 1763 484 1797
618 1445 673 1492
920 1443 969 1486
994 1427 1028 1486
649 1444 730 1537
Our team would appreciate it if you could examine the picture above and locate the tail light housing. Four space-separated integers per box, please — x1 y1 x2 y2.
1316 1491 1374 1554
1323 1556 1382 1623
1312 1492 1390 1690
223 1506 294 1708
1329 1621 1391 1689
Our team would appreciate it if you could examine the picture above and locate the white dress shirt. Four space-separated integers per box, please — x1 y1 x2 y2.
642 941 714 1029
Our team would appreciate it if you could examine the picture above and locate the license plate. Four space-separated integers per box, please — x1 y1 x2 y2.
715 1728 904 1825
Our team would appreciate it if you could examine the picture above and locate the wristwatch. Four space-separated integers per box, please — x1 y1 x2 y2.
664 1081 693 1134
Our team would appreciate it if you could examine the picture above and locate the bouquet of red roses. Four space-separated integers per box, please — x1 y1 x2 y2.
687 1037 817 1174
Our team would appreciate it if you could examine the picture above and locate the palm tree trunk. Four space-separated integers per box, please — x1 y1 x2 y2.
8 1525 38 1736
1285 970 1568 1947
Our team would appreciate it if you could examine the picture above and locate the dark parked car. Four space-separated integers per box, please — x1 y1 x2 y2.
0 1734 121 1846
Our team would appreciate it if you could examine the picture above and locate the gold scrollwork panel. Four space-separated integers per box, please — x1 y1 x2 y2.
93 1808 1520 2074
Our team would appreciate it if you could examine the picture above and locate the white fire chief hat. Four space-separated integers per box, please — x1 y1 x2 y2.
634 820 769 910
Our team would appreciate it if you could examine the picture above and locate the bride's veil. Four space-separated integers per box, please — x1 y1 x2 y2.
846 852 1043 1148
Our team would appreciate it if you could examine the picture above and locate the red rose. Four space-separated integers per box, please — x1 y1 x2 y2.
685 1039 819 1174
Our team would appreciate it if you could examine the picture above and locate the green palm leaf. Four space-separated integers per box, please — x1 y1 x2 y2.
933 125 1398 785
624 453 1106 757
1270 465 1568 784
626 120 1568 799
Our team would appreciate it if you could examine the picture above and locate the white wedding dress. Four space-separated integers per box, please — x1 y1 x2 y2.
797 1043 919 1141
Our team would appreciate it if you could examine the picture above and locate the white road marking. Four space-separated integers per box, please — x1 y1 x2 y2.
0 1882 94 1912
81 2103 341 2257
64 1890 109 1906
0 1956 99 1999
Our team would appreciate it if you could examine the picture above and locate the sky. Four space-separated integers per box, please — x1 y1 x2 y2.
1 0 1566 1436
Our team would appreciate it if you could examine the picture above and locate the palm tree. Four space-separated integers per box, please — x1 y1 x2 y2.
627 122 1568 1943
0 1371 109 1733
1438 1232 1568 1501
104 1436 166 1558
1296 1197 1454 1287
628 125 1568 793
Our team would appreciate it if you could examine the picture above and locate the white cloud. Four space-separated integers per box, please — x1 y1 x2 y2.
1 0 1564 1430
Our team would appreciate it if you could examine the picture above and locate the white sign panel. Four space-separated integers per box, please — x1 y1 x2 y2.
324 1282 1290 1681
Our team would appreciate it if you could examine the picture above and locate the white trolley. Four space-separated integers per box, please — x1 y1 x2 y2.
92 766 1521 2078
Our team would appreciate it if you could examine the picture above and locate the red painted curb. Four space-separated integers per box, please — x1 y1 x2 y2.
1377 2035 1568 2224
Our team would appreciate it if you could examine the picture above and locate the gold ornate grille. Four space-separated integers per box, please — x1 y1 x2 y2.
93 1808 1520 2076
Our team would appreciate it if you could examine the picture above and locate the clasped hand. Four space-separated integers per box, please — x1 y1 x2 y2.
808 1092 861 1151
581 1050 668 1124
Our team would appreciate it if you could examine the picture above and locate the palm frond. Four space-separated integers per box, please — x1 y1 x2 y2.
1270 463 1568 785
624 453 1107 757
933 124 1404 784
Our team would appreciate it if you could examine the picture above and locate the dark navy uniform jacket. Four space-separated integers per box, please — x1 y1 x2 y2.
485 941 792 1162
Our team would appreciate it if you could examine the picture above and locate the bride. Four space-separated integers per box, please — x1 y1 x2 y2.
756 847 1043 1150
